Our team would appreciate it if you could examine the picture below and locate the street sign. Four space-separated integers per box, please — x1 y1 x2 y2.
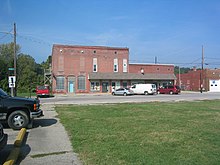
8 68 15 71
9 83 15 88
8 76 16 88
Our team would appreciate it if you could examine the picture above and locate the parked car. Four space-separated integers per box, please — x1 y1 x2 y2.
157 85 181 94
131 84 157 95
0 123 7 150
0 88 43 130
36 85 50 97
112 88 134 96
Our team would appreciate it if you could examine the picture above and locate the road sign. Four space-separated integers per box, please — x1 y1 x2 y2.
8 76 16 83
8 68 15 71
8 76 16 88
9 83 15 88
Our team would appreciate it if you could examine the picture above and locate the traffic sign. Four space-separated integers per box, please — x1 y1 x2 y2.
9 83 15 88
8 76 16 88
8 76 16 83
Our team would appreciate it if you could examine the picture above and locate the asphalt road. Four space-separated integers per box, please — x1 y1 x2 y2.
40 92 220 105
1 92 220 165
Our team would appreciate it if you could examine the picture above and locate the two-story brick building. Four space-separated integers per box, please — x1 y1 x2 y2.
51 44 176 94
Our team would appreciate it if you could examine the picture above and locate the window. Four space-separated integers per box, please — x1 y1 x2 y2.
114 58 118 72
56 76 65 90
93 58 97 72
123 59 127 72
90 81 100 91
78 75 86 90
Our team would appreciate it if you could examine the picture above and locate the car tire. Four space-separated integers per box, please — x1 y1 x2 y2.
123 92 127 96
144 91 148 95
169 91 173 95
112 92 115 96
157 91 160 94
8 111 29 130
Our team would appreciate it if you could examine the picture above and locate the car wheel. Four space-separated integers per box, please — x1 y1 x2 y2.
112 92 115 96
144 91 148 95
169 91 173 95
8 111 29 130
123 92 127 96
157 91 160 94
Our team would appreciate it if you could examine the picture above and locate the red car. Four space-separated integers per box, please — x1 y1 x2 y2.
157 85 181 94
36 85 50 97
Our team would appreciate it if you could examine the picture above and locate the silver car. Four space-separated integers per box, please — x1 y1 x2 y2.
112 88 134 96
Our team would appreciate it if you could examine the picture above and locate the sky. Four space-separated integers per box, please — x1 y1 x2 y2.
1 0 220 68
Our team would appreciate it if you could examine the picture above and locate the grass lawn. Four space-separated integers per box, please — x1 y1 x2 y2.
56 100 220 165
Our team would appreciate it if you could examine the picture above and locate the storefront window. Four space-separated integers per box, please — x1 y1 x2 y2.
78 75 86 90
56 76 65 90
90 81 100 91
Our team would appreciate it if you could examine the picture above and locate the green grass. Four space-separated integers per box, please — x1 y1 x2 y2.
56 100 220 165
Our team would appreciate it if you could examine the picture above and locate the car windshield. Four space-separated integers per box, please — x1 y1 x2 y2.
37 86 48 90
0 88 9 97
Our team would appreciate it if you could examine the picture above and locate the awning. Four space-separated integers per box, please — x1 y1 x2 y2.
88 73 176 80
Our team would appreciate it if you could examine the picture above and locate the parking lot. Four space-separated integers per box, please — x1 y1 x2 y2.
0 104 82 165
1 92 220 164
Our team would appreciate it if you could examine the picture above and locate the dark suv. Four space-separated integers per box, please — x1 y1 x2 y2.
158 85 181 94
0 123 7 150
0 88 43 130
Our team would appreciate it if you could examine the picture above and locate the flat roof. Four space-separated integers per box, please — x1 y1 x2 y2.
53 44 129 50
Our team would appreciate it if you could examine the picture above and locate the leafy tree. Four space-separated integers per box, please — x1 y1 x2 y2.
0 43 20 92
16 54 39 93
0 43 51 94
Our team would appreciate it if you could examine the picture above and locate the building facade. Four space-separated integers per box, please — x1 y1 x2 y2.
51 44 176 94
176 68 220 92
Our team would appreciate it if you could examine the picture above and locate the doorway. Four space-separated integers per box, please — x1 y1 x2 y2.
102 82 109 93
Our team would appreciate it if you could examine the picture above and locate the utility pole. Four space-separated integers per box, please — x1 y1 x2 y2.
13 23 17 96
200 45 204 93
178 66 181 87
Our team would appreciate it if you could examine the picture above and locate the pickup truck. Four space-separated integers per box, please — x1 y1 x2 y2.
36 85 50 97
0 88 43 130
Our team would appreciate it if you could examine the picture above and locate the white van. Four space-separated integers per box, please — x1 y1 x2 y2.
131 84 157 95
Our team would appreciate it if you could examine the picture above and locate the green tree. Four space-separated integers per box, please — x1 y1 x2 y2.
16 54 39 93
0 43 20 92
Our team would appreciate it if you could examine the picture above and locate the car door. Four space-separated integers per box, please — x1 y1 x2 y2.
116 88 123 95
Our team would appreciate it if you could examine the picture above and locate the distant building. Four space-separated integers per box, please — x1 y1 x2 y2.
51 44 176 94
176 68 220 92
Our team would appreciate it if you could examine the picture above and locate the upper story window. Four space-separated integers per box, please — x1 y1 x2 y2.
114 58 118 72
123 59 127 72
93 58 98 72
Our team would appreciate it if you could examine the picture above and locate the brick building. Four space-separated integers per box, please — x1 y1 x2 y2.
176 68 220 92
51 44 176 94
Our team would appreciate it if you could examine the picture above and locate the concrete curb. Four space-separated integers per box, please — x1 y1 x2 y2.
3 128 27 165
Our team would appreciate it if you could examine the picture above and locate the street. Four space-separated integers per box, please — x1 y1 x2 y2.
40 92 220 105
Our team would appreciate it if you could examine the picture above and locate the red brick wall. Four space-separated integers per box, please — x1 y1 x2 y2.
129 64 174 74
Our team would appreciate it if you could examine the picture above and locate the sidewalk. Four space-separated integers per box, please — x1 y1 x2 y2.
18 104 82 165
